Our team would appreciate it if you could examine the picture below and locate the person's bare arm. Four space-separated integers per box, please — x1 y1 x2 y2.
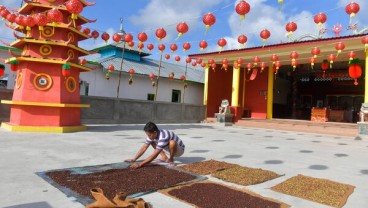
124 143 149 162
130 148 162 169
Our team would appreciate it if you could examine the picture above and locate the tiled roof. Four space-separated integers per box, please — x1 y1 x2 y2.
86 53 205 83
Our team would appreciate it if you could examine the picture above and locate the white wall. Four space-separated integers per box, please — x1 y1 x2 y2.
0 49 15 90
79 68 204 105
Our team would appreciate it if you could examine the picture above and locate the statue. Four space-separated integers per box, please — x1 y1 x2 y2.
218 99 231 114
360 103 368 122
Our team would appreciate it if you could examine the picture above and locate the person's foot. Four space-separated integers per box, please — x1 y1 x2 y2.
167 161 175 167
154 158 169 163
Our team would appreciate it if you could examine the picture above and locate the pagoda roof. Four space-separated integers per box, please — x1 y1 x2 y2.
11 38 90 56
5 56 92 72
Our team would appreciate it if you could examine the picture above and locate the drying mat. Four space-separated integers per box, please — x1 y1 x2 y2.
271 174 355 208
159 180 290 208
36 162 206 206
211 166 283 186
176 159 239 175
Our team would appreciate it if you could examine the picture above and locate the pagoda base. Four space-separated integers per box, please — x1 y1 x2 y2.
1 122 87 133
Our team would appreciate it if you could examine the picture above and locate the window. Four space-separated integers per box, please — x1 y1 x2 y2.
172 90 181 103
147 93 155 101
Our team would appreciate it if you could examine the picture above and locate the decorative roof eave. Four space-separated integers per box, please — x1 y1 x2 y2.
5 57 93 72
189 34 367 65
10 38 90 56
18 2 67 14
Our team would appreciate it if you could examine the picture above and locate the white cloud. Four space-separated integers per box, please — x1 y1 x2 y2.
129 0 227 43
0 2 21 46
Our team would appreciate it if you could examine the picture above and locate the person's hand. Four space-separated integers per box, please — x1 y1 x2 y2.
124 159 135 163
129 163 142 169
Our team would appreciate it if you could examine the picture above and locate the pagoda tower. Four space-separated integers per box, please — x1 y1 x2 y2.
0 0 95 132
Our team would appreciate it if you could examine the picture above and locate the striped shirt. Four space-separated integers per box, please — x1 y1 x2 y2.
145 129 185 150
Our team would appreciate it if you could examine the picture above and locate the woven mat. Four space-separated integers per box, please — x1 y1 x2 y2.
176 159 239 175
36 162 206 206
211 166 283 186
271 174 355 208
159 180 290 208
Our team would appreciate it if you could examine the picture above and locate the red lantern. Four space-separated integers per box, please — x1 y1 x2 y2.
176 22 188 38
291 59 298 71
91 30 99 40
347 51 356 60
246 63 252 72
83 27 90 35
235 0 250 20
124 33 133 43
321 59 329 71
137 32 148 43
328 54 336 68
169 73 174 79
129 68 135 76
180 75 186 81
61 64 71 77
80 58 87 65
196 58 202 64
0 69 4 78
285 22 297 35
238 34 247 47
253 56 260 66
314 13 327 27
149 73 155 80
260 29 271 46
183 42 191 52
217 38 227 51
335 42 345 56
290 51 298 61
222 58 228 65
137 42 144 51
15 15 25 29
274 61 281 73
260 62 266 72
108 64 114 71
345 2 360 23
199 40 208 50
170 44 178 53
271 54 279 64
23 15 35 36
158 44 165 53
112 33 121 43
101 32 110 43
47 8 63 25
165 54 170 60
6 13 16 25
10 60 19 72
311 47 320 58
348 58 362 85
0 8 10 20
201 62 206 68
192 62 197 67
186 57 191 64
361 36 368 52
237 58 244 65
147 43 154 51
66 0 83 27
310 57 316 69
208 59 215 65
202 13 216 32
155 28 166 41
128 41 134 49
211 63 217 70
175 56 181 62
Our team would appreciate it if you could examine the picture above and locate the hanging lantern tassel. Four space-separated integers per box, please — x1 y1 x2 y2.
311 62 314 70
330 61 333 69
128 76 133 85
71 14 78 28
278 0 284 11
105 72 110 80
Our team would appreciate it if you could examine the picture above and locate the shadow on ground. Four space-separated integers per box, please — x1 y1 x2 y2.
85 124 214 133
4 202 53 208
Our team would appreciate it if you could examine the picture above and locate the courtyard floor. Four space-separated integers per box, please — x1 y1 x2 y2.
0 121 367 208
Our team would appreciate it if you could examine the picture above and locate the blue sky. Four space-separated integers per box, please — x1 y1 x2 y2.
0 0 367 60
